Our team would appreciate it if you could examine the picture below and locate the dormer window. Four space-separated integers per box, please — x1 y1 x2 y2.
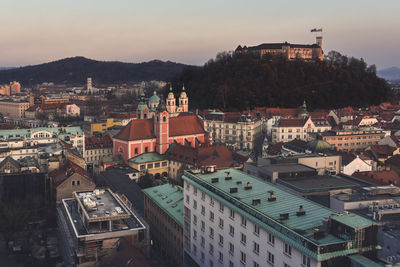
163 116 166 122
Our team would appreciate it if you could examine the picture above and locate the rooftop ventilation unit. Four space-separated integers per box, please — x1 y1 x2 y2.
225 172 232 180
230 187 238 193
313 228 325 240
236 181 242 185
296 205 306 216
268 191 276 202
245 182 252 190
252 199 261 205
211 178 219 183
279 213 289 220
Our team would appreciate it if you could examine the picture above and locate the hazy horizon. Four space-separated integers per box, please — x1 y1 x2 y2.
2 0 399 69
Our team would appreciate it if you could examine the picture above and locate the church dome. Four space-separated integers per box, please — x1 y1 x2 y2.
307 139 332 153
149 91 160 103
137 102 148 111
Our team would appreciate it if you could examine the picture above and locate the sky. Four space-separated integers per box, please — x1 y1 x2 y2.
1 0 399 69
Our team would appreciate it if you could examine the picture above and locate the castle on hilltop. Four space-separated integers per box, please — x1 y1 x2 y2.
136 85 189 119
236 36 323 61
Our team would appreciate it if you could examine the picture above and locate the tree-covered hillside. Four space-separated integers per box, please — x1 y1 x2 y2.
169 51 392 111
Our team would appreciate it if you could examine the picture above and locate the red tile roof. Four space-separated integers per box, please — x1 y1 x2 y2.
352 170 400 186
85 135 113 149
49 160 93 187
369 145 396 158
114 115 205 141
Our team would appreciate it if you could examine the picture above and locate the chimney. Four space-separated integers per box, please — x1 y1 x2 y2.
296 205 306 216
268 190 276 202
245 182 252 190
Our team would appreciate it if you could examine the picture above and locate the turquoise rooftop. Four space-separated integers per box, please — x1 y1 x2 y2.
0 126 83 140
183 168 376 261
129 152 165 164
142 184 184 227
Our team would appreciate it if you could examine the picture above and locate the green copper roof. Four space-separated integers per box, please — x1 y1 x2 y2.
128 152 165 164
137 102 148 111
331 213 374 229
183 168 376 261
149 92 160 103
348 254 385 267
142 184 183 227
0 126 83 140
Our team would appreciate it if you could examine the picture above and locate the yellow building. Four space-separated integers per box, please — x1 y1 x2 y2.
128 152 169 179
90 118 121 135
0 100 30 118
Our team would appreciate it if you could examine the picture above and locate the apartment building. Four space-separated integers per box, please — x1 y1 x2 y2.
202 111 263 150
183 168 379 267
321 127 386 152
0 100 30 118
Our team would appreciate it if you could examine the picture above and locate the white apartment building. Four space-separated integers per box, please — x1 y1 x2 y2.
183 168 379 267
202 112 263 151
271 117 331 144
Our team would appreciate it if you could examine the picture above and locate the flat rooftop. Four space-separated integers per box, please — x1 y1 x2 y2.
259 163 316 173
277 175 361 193
62 189 146 237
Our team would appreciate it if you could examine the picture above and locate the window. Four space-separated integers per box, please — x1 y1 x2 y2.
230 208 235 219
201 221 205 232
219 234 224 246
253 242 259 255
134 148 138 154
210 197 214 207
241 216 247 227
186 195 190 204
229 242 234 255
240 233 246 244
77 180 80 186
193 215 197 225
201 205 205 216
267 252 274 264
193 200 197 209
229 261 234 267
219 202 224 213
201 236 205 248
268 233 275 245
201 252 205 262
209 227 214 239
253 262 260 267
209 211 214 222
219 251 223 263
219 218 224 229
209 260 213 267
193 230 197 240
254 224 260 236
229 225 235 237
302 255 311 267
241 251 246 264
284 263 291 267
284 243 292 256
209 243 214 255
193 187 197 195
145 147 148 153
193 244 197 255
201 191 205 201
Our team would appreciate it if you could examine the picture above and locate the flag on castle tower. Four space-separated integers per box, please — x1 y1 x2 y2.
311 28 322 32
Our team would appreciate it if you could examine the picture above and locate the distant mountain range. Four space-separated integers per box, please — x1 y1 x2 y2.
0 57 190 86
378 67 400 81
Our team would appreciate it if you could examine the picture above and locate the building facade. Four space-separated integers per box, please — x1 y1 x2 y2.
183 168 379 267
0 100 30 118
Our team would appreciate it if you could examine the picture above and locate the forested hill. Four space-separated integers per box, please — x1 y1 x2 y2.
169 51 393 111
0 57 188 86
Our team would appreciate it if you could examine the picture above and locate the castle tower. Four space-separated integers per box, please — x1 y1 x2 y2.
316 36 323 48
178 84 189 113
154 99 169 154
166 85 176 114
136 91 149 119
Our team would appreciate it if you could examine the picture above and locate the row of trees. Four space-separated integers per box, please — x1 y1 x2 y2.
167 51 392 111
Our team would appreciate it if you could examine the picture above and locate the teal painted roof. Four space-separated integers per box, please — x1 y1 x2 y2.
142 184 184 227
0 126 83 140
348 254 385 267
149 94 160 103
331 213 375 229
137 102 148 111
183 168 376 261
128 152 165 164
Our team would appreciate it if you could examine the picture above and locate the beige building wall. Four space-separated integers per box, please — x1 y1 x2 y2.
298 155 341 175
0 101 30 118
55 173 95 202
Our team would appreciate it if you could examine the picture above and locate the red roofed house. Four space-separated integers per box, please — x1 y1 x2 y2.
84 135 113 168
49 160 95 202
113 102 208 161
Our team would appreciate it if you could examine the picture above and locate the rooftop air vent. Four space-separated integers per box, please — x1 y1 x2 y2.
236 181 242 185
296 205 306 216
230 187 238 193
245 182 252 190
279 213 289 220
211 178 219 183
268 190 276 202
225 171 232 180
252 199 261 205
